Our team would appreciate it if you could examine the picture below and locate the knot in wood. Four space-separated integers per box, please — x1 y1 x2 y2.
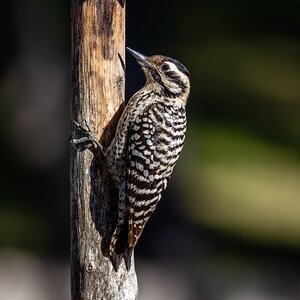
86 262 95 273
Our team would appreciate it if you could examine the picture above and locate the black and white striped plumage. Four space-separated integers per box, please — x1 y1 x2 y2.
107 48 190 270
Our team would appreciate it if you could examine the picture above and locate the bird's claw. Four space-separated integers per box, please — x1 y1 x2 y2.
71 119 103 151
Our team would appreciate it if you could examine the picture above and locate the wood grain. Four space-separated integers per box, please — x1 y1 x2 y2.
71 0 138 299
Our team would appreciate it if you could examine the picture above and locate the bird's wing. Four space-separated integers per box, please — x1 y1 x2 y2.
127 104 172 247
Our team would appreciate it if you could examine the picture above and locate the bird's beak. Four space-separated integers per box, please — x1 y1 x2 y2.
126 47 152 68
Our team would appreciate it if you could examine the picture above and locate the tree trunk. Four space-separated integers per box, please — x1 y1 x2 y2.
70 0 138 299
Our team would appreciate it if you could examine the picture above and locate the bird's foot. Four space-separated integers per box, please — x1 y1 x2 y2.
71 120 104 152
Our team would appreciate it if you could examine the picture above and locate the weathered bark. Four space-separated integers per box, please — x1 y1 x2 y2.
70 0 138 299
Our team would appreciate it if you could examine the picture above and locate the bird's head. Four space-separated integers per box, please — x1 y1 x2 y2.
127 47 190 103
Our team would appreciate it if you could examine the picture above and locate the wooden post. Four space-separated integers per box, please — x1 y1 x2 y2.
70 0 138 299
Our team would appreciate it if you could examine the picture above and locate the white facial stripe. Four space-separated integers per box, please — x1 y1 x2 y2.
157 60 190 99
163 62 187 82
163 61 187 85
164 62 177 73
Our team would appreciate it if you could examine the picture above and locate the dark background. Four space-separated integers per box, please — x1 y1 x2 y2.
1 1 300 299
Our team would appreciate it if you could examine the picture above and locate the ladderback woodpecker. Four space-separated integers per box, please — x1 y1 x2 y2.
106 48 190 270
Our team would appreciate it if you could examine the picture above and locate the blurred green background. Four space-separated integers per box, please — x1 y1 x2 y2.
1 0 300 299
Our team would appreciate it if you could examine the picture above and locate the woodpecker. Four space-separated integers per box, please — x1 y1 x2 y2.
106 48 190 270
72 48 190 271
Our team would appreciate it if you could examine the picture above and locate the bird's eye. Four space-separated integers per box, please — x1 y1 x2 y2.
161 63 170 71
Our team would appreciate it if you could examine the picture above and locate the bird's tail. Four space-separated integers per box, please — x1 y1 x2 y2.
109 221 133 272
